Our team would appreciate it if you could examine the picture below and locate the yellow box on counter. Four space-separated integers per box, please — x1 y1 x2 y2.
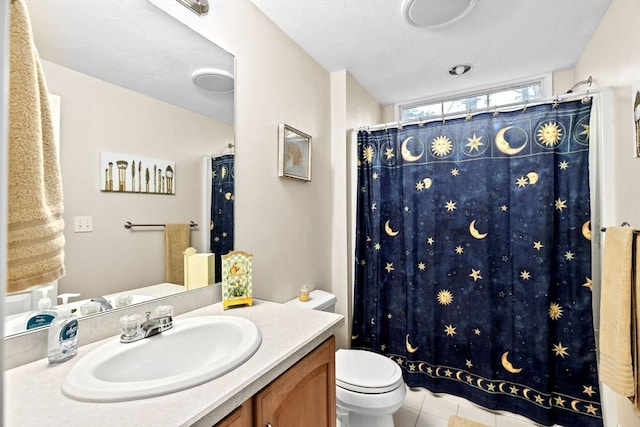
183 247 214 290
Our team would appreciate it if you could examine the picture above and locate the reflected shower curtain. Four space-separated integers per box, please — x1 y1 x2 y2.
210 154 234 283
352 100 602 426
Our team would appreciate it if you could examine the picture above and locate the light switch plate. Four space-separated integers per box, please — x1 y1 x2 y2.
73 216 93 233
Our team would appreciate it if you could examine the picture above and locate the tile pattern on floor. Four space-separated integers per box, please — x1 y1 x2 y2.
393 387 561 427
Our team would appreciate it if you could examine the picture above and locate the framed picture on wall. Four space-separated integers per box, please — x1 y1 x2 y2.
278 123 312 182
99 151 175 194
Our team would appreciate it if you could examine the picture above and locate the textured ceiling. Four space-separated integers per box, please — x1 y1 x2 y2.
23 0 612 121
25 0 235 124
252 0 612 106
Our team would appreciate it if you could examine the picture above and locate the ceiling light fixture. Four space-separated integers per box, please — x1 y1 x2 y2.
176 0 209 16
192 68 234 93
448 64 472 76
402 0 477 29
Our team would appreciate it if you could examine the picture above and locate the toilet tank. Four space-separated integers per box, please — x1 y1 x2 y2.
284 289 336 313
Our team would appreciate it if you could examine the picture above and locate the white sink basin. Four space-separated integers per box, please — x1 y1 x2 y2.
61 316 261 402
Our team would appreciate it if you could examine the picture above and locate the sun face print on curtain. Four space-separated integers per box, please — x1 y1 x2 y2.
352 99 601 427
210 154 235 283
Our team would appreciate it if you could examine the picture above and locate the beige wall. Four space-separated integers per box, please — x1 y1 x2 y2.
346 73 384 129
154 1 334 304
41 60 233 298
573 0 640 425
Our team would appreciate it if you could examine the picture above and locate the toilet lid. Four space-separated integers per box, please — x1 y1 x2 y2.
335 349 404 394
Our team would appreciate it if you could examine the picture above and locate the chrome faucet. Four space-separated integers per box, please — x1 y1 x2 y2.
141 311 173 338
120 311 173 343
90 296 113 311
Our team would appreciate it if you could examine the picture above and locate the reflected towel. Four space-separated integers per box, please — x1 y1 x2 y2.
164 224 191 285
448 416 490 427
633 233 640 413
7 0 65 293
599 227 635 397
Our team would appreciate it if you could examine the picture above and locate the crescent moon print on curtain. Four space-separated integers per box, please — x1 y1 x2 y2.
352 99 602 427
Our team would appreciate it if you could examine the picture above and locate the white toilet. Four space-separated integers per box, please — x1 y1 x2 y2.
285 290 406 427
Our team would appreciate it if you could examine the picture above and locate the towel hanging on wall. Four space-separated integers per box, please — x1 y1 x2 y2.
599 226 637 398
164 224 191 285
7 0 65 293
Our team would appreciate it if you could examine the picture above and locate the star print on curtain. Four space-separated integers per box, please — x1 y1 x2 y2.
352 99 602 427
210 154 235 283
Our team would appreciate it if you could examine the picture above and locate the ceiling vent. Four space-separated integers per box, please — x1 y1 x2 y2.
192 68 234 93
402 0 477 29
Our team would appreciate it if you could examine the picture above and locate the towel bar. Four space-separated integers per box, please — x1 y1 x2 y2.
124 221 198 229
600 222 637 233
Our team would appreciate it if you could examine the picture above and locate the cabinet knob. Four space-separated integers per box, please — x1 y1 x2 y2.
266 424 273 427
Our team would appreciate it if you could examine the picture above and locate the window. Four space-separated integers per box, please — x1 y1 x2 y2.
399 77 548 121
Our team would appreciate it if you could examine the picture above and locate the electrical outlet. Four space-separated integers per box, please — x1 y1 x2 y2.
73 216 93 233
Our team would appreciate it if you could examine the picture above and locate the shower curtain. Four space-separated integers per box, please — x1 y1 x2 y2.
352 99 602 426
210 154 234 283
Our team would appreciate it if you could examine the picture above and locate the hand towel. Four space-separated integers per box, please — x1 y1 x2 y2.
448 416 490 427
599 227 635 396
164 224 191 285
632 234 640 413
7 0 65 293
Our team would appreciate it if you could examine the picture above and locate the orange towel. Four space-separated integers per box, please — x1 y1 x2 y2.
599 227 635 397
164 224 191 285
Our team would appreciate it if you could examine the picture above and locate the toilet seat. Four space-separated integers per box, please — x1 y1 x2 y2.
335 349 404 394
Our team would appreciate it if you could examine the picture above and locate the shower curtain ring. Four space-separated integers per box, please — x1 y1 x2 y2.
522 102 528 113
465 111 472 121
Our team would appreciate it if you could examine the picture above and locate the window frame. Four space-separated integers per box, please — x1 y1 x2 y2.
396 74 553 122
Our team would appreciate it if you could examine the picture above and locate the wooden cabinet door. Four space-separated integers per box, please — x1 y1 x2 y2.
216 399 253 427
254 336 336 427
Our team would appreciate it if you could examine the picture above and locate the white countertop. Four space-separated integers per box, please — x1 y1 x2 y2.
5 300 343 427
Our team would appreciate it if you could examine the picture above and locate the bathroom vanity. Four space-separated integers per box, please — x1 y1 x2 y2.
215 336 335 427
5 299 343 426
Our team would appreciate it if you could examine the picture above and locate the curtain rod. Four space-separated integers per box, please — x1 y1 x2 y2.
124 221 198 229
209 143 234 158
359 89 598 132
567 76 592 93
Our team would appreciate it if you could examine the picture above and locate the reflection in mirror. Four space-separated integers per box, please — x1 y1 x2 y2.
5 0 235 337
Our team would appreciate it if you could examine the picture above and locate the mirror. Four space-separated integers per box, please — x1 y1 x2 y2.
5 0 235 337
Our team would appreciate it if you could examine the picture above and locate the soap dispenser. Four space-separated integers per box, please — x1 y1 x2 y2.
25 285 57 330
47 293 80 364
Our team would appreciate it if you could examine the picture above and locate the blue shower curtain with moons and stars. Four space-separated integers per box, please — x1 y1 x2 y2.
352 99 602 427
210 154 234 283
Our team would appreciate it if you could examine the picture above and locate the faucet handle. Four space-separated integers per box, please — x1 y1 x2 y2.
154 305 174 318
120 314 142 340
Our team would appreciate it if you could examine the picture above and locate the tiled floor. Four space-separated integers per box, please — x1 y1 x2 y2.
393 387 547 427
